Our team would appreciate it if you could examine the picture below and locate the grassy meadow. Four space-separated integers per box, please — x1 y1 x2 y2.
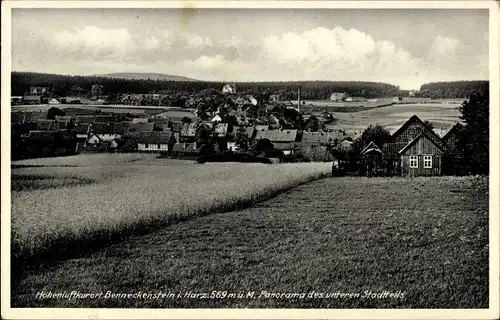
12 175 488 308
324 102 462 134
11 154 331 266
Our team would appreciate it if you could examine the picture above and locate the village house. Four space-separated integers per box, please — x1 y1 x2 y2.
254 129 301 155
137 131 176 152
48 98 60 105
222 83 236 94
88 122 123 145
361 115 449 176
91 84 105 98
330 92 347 102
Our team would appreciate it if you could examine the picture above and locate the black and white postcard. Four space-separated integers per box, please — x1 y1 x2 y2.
1 1 499 319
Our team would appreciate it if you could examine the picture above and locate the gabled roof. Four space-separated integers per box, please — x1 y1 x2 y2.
94 115 115 122
74 123 90 134
91 122 114 134
442 122 464 142
137 131 173 144
255 129 298 142
123 122 155 133
398 131 445 155
391 114 444 146
25 130 57 141
75 115 95 123
361 141 382 154
302 132 336 144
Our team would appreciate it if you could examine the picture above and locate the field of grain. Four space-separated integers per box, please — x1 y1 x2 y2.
12 175 488 308
324 103 462 134
10 154 331 265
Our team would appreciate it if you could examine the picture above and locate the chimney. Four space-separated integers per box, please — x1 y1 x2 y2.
297 85 301 113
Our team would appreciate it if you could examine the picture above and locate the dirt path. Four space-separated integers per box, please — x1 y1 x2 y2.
11 177 488 308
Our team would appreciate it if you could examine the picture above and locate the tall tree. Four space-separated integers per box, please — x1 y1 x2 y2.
457 91 489 174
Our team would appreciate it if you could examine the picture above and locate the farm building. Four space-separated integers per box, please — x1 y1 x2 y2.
48 98 60 104
361 115 451 177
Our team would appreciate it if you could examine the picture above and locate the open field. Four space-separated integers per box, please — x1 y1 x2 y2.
11 175 488 308
323 103 462 134
11 154 331 266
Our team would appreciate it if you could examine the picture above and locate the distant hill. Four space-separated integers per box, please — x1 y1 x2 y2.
96 73 198 81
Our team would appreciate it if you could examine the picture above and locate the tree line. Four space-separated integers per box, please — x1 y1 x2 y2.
12 72 402 100
415 80 488 99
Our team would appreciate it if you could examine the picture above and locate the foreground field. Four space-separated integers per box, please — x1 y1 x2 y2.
12 175 488 308
11 154 331 266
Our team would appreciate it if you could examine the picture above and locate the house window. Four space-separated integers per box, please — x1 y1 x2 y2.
424 155 433 168
144 143 148 149
409 155 418 168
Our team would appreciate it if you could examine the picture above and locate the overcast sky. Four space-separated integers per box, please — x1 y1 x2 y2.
11 9 489 89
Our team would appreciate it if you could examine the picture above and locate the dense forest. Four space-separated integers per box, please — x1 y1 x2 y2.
416 81 489 99
11 72 488 100
11 72 401 100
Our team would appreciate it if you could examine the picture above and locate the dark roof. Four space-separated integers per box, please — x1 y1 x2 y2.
382 142 408 159
91 122 115 134
255 129 298 142
23 95 42 101
11 112 25 124
36 119 57 131
398 131 445 155
75 115 95 123
25 130 57 141
95 115 115 122
442 123 464 142
170 122 183 133
74 123 90 134
123 122 155 133
137 131 173 144
391 114 444 147
302 132 335 144
55 115 73 122
272 142 301 150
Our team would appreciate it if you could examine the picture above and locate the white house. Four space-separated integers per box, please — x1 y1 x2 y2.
222 84 235 94
211 114 222 122
48 98 60 104
330 92 346 101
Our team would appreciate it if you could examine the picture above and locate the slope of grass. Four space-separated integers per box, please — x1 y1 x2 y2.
11 158 331 266
11 175 488 308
